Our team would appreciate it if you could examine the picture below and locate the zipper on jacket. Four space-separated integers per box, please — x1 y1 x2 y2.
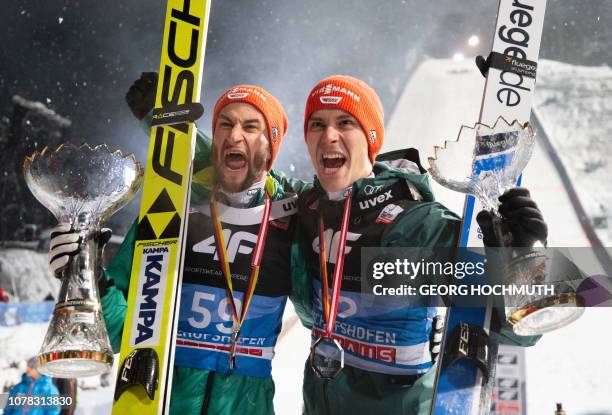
200 371 216 415
323 379 331 415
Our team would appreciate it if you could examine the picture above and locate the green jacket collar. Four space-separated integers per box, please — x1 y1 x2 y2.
312 161 435 202
191 173 289 207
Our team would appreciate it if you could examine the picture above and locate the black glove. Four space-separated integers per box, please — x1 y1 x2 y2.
125 72 158 120
475 53 492 78
476 188 548 247
48 224 112 278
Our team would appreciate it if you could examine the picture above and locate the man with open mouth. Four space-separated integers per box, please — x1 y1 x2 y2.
296 75 547 414
48 76 312 415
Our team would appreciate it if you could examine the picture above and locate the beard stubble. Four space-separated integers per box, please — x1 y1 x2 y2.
213 143 269 192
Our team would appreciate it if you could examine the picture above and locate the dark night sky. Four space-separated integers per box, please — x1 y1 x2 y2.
1 0 609 230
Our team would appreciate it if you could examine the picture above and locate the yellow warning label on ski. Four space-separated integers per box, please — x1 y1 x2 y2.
113 1 211 414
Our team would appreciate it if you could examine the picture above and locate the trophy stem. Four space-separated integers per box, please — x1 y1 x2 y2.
37 213 114 378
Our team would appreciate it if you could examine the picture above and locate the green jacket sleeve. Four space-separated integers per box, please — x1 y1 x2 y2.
269 169 312 196
289 224 313 329
100 220 138 353
383 201 461 249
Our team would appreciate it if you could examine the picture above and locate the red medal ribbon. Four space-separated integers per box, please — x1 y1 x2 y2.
210 185 272 367
319 192 353 337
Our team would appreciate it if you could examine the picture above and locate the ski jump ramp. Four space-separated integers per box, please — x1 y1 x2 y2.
384 58 590 248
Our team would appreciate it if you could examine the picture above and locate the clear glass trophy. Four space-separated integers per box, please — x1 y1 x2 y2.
23 142 143 377
428 118 584 335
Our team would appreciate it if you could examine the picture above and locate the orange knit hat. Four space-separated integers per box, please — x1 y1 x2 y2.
213 85 288 169
304 75 384 164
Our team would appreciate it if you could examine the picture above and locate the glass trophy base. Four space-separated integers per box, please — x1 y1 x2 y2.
37 350 113 378
508 293 585 336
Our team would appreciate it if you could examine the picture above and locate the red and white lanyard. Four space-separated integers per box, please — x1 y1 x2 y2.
210 186 272 367
318 192 352 338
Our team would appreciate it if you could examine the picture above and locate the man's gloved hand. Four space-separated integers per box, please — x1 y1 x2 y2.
475 53 492 78
48 223 112 278
125 72 158 120
476 188 548 247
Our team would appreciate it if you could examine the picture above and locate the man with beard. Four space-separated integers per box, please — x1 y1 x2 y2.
295 75 546 414
47 81 310 415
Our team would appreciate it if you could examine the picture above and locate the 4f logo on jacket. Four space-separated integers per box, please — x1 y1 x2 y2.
193 230 257 263
312 229 361 264
358 190 392 210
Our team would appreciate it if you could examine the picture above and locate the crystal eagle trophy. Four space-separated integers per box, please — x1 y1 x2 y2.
23 142 143 377
428 118 584 335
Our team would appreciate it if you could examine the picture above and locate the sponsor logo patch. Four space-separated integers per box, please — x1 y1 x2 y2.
227 92 249 99
311 84 361 102
227 86 267 101
130 247 170 347
369 130 377 143
193 230 258 263
376 203 404 223
312 229 361 264
363 184 383 196
320 96 343 104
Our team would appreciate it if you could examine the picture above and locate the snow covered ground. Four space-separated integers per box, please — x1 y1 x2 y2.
534 61 612 247
272 304 311 414
0 323 47 393
0 321 117 414
0 249 59 302
0 249 116 414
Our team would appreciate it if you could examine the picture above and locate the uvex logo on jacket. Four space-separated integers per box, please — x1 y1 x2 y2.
358 190 392 210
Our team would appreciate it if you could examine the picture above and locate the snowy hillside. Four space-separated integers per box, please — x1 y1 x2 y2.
0 248 59 302
535 60 612 246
